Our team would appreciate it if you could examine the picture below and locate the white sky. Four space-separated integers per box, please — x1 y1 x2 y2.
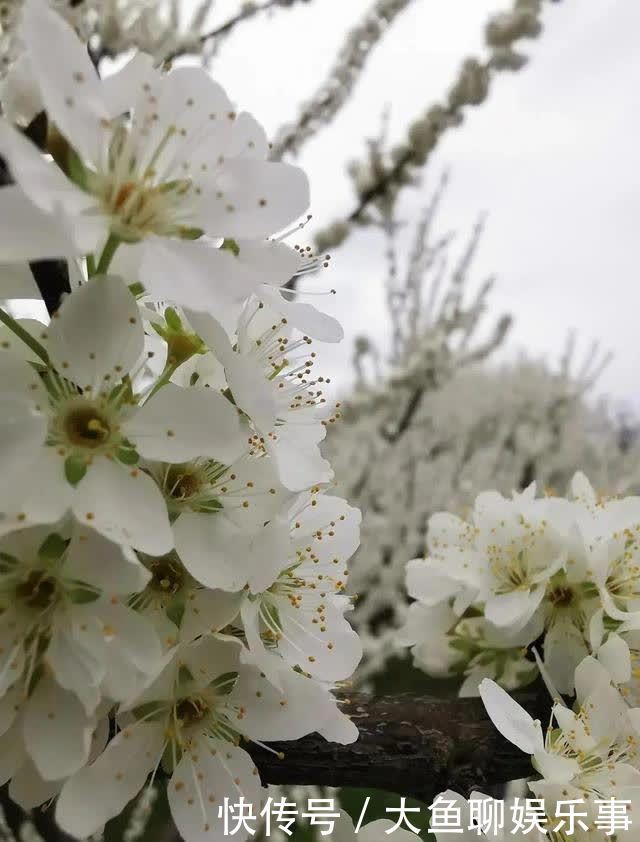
193 1 640 403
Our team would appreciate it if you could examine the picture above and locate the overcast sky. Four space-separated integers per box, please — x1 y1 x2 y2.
193 1 640 404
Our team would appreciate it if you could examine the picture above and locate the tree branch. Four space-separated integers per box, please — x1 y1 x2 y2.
164 0 311 63
248 687 548 802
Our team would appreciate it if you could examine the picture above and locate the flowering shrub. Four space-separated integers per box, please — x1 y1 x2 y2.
400 473 640 699
0 2 362 839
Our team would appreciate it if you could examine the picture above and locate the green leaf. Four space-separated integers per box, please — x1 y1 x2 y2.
164 307 183 332
38 533 68 560
178 226 204 240
68 586 100 604
117 446 139 465
209 671 238 697
65 454 87 486
260 601 282 633
166 599 186 628
221 238 240 256
128 281 145 297
196 497 223 514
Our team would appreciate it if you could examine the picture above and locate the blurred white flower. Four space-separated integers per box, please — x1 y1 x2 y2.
0 524 160 781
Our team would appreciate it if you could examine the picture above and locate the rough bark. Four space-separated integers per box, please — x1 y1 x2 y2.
248 687 547 803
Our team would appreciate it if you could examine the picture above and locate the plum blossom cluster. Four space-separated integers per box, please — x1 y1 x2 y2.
473 656 640 841
0 2 362 840
400 472 640 699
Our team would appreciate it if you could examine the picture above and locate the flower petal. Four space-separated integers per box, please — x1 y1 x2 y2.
0 351 47 487
266 420 333 491
206 158 310 238
56 721 163 837
124 383 244 463
0 723 25 786
0 262 40 298
47 275 144 387
484 586 545 631
0 120 98 218
0 53 42 127
9 757 62 810
478 678 544 755
168 739 261 842
21 0 108 164
0 683 23 738
22 676 94 780
63 526 151 595
234 660 349 742
101 52 158 118
0 185 98 261
73 457 173 555
180 588 244 643
259 285 344 344
0 447 72 537
140 237 257 321
45 622 103 715
234 240 302 289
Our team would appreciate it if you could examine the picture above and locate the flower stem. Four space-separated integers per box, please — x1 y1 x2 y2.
0 307 49 363
94 234 120 276
143 361 179 405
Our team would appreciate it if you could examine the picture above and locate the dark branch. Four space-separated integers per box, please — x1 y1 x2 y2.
248 687 548 803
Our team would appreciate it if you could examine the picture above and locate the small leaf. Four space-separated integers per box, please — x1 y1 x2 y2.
68 587 100 604
221 238 240 257
117 446 139 466
65 454 87 486
164 307 183 332
167 598 186 628
38 533 68 560
209 671 239 697
178 226 204 240
128 281 145 297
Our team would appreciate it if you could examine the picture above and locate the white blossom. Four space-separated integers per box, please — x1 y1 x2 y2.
480 657 640 840
56 637 355 841
0 276 245 552
0 1 310 322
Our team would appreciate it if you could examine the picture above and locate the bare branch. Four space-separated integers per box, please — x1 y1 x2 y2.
271 0 418 161
164 0 311 63
314 0 555 252
248 687 548 802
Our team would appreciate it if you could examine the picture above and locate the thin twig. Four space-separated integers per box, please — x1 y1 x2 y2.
164 0 282 62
